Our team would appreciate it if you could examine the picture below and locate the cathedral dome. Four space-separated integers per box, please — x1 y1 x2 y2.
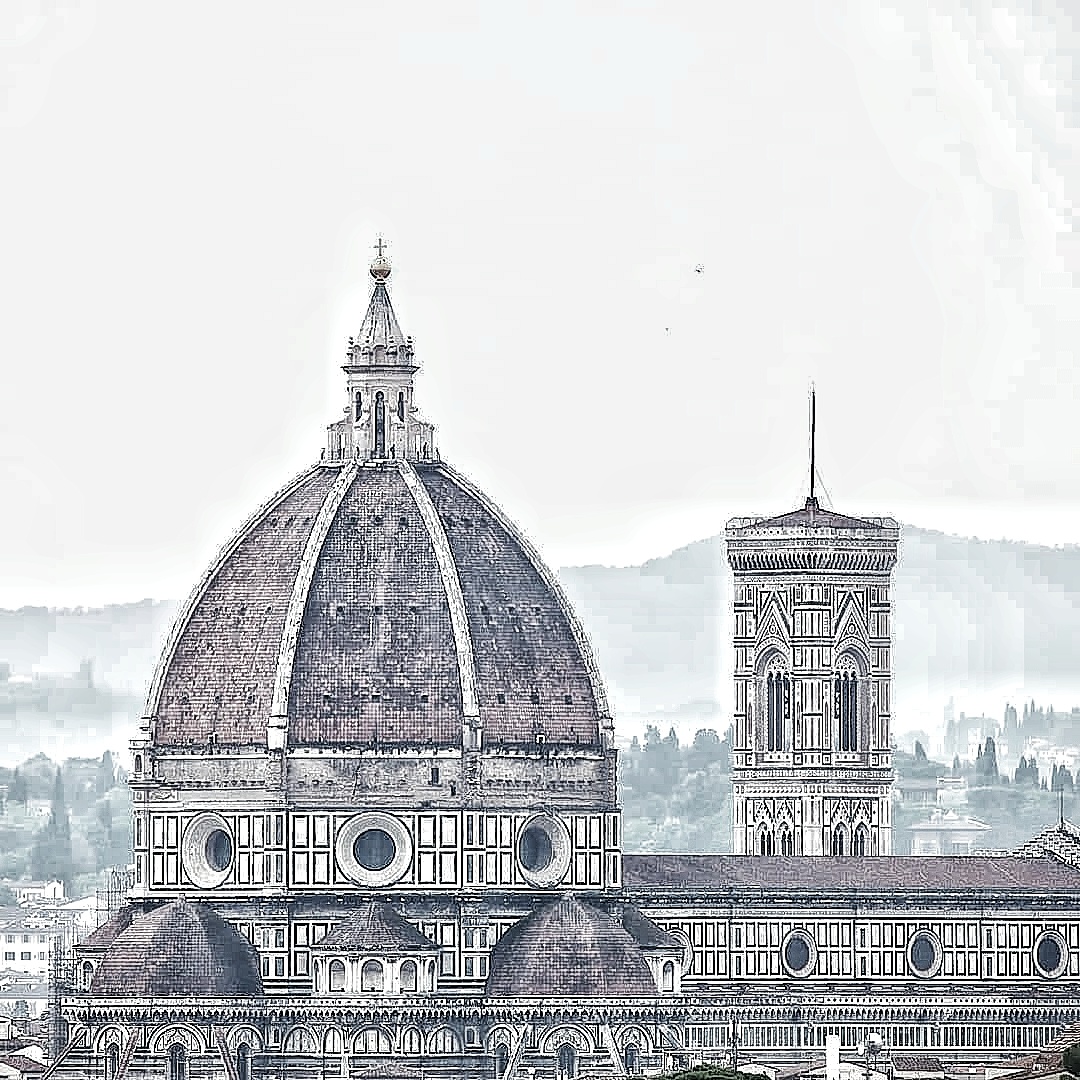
140 244 610 755
144 458 609 751
485 895 657 998
88 899 262 997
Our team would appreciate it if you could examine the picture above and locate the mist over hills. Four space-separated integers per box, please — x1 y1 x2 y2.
0 527 1078 755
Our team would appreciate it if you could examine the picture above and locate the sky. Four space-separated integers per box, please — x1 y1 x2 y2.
1 1 1078 609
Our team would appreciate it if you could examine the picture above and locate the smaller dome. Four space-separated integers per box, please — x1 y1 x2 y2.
313 901 440 954
485 895 657 998
89 899 262 998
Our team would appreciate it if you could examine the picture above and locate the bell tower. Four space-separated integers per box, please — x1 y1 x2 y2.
724 393 900 856
325 239 437 464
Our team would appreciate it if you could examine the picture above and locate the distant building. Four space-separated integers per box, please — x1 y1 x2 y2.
909 809 991 855
0 910 59 981
12 885 61 907
895 778 938 806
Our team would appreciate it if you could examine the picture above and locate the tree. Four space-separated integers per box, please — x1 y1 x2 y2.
29 768 73 895
8 770 27 809
975 737 999 785
96 751 116 796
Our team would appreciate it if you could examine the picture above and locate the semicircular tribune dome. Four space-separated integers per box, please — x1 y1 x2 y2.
145 248 610 754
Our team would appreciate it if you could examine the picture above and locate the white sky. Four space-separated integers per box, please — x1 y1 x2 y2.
1 1 1078 609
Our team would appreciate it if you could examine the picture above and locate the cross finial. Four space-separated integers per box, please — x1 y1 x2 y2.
369 236 391 281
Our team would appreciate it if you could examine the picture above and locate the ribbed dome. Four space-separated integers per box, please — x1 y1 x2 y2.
485 895 657 998
88 900 262 997
144 459 609 750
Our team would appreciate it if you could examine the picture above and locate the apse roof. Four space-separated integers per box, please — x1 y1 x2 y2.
88 899 262 998
485 894 657 998
313 902 440 954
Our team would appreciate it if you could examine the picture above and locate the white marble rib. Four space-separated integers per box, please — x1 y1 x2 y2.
268 460 360 730
142 464 323 722
438 462 613 721
397 459 480 721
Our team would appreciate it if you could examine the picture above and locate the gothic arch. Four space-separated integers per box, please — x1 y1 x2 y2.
94 1026 126 1053
354 1027 394 1055
830 821 848 857
614 1025 653 1053
486 1025 516 1052
151 1024 205 1053
400 1027 425 1055
755 640 789 676
428 1027 462 1054
283 1026 317 1054
541 1024 595 1054
224 1025 264 1052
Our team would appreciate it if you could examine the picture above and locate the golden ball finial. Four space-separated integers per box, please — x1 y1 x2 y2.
370 236 391 281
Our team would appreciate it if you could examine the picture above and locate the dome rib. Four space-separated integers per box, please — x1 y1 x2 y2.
142 464 324 723
269 460 360 747
397 459 479 722
439 463 613 723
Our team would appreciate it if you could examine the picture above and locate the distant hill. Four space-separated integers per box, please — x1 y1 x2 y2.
0 526 1078 753
560 526 1080 733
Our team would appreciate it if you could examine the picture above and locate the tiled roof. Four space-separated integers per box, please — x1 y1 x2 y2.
0 1054 44 1075
89 900 262 998
419 465 605 745
152 465 341 746
621 905 680 951
76 906 134 950
891 1057 944 1073
312 902 439 954
355 281 406 350
147 460 607 749
728 498 897 533
486 895 656 998
1013 820 1080 867
622 854 1080 893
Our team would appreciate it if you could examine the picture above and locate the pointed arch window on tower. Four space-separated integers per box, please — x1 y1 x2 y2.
397 391 405 421
354 391 362 421
831 826 847 857
766 669 791 752
779 828 794 856
374 392 386 457
835 668 859 751
852 825 868 857
758 829 774 856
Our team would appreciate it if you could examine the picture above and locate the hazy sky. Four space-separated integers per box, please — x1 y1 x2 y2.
2 1 1077 609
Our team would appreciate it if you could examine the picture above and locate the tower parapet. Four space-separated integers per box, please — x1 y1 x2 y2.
725 424 900 857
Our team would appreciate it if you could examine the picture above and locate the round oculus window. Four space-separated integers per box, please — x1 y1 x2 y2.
519 825 554 873
1034 931 1068 979
335 813 413 887
354 828 396 872
781 929 816 977
515 814 572 888
180 812 234 889
205 829 233 873
907 931 941 977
